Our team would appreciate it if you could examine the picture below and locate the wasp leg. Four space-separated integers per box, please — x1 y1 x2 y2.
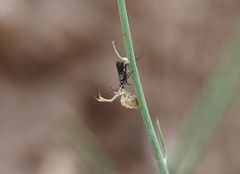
127 70 133 79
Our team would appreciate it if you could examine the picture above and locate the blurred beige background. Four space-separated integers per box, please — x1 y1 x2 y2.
0 0 240 174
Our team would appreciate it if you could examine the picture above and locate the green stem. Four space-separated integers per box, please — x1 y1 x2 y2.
117 1 169 173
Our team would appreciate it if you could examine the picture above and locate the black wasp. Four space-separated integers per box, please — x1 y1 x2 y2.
116 61 130 89
112 41 132 89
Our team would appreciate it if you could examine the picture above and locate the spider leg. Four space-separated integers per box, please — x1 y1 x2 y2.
112 41 129 64
96 88 125 103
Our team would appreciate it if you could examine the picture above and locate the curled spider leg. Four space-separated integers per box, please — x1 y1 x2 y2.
96 88 138 109
112 40 129 64
95 88 124 103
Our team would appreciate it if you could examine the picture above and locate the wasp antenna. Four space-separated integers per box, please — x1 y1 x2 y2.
136 56 142 61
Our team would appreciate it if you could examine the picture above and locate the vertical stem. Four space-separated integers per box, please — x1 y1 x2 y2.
117 1 169 173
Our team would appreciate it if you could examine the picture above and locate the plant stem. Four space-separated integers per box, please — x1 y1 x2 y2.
117 1 169 173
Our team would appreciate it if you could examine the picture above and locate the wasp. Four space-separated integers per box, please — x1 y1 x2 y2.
112 40 131 89
95 41 138 109
116 61 133 89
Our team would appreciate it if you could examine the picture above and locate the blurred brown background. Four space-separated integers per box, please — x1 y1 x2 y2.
1 0 240 174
